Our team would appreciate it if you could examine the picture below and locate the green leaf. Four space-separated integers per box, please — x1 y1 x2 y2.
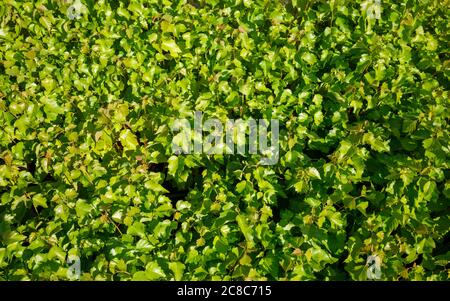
48 246 66 262
127 221 146 238
145 181 169 193
168 155 179 177
161 38 181 57
236 180 247 193
132 271 149 281
75 200 92 218
301 52 317 65
236 215 255 249
32 194 48 209
145 262 167 280
169 262 185 281
307 167 321 180
119 129 139 151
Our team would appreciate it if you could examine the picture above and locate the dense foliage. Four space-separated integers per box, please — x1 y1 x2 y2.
0 0 449 280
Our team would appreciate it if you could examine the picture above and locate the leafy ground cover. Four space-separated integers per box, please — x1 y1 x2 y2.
0 0 449 280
